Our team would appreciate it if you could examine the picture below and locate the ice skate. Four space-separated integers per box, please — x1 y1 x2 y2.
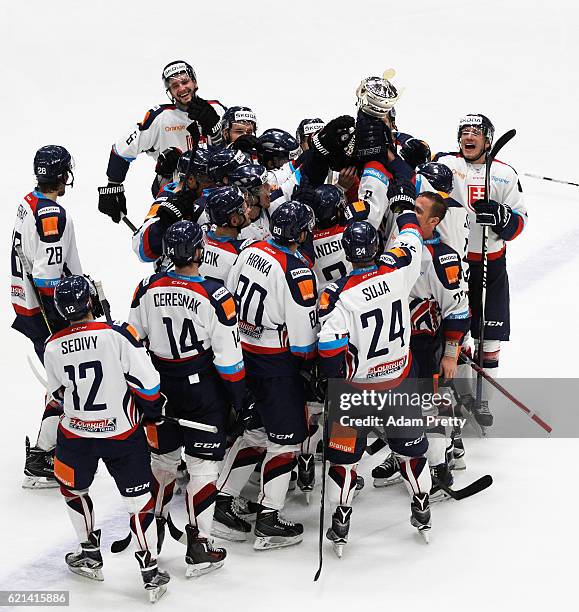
326 505 352 558
474 399 493 428
353 475 364 499
22 437 59 489
212 494 251 542
430 463 453 503
156 516 166 554
65 530 104 581
372 452 402 487
451 427 466 470
410 493 431 543
297 453 315 503
135 549 170 603
185 524 226 577
233 495 259 522
315 439 323 462
254 509 303 550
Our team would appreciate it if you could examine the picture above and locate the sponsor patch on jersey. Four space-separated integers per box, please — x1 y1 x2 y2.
380 254 397 267
125 323 140 341
212 286 229 301
145 424 159 449
439 253 459 265
37 205 60 216
328 423 356 454
367 355 407 378
11 284 25 299
389 247 406 259
41 216 59 237
445 265 460 284
54 457 75 488
298 279 315 300
221 297 236 320
290 268 311 280
468 184 486 205
239 320 263 339
319 291 331 310
68 417 117 433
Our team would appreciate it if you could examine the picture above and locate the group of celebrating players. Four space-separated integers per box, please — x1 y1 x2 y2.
10 60 527 602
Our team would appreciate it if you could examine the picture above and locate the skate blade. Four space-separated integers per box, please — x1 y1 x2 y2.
418 529 430 544
211 525 248 542
67 565 104 581
429 490 452 504
253 534 302 551
304 491 311 505
372 475 402 488
22 475 59 489
185 560 224 578
147 584 167 603
451 456 467 470
332 542 346 558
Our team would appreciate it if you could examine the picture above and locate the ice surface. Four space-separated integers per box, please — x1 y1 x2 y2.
1 1 577 610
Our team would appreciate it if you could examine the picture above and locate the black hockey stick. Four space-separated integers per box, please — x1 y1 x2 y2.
314 393 329 582
110 512 187 553
120 214 138 233
475 129 517 412
432 474 493 501
523 173 579 188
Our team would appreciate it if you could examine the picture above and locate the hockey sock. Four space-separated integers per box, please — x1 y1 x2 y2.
398 456 432 497
124 492 157 553
300 402 323 455
60 486 95 542
476 340 500 402
150 449 181 518
425 429 447 467
185 456 219 539
258 444 298 511
35 397 63 451
327 464 358 512
217 428 266 498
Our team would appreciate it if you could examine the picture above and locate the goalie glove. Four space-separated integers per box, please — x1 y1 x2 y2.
355 109 393 164
311 115 356 170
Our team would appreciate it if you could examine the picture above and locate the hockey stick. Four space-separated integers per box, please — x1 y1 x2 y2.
120 214 138 233
160 416 218 433
432 474 493 501
93 280 113 324
459 352 552 434
27 355 48 389
476 129 517 413
523 173 579 188
314 393 329 582
111 512 186 553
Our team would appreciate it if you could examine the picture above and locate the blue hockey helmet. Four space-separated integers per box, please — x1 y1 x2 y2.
34 145 74 186
207 148 251 183
342 221 379 263
163 220 204 267
457 114 495 144
205 186 247 227
312 184 343 229
228 163 269 192
296 118 325 146
257 129 299 166
178 147 212 180
54 275 91 321
270 200 315 245
221 106 257 132
417 162 454 194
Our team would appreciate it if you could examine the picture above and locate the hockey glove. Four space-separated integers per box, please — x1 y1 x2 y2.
156 190 196 228
399 138 432 169
231 134 262 154
312 115 356 160
292 175 319 209
301 366 328 404
472 199 512 229
98 183 127 223
187 96 220 136
388 179 416 213
355 110 393 164
155 147 182 179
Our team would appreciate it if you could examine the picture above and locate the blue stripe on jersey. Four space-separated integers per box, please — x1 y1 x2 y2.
350 265 378 276
138 238 156 263
446 310 470 320
112 144 136 162
318 337 348 350
135 383 160 396
215 360 244 374
207 231 235 243
290 342 317 353
167 271 204 282
294 167 302 184
415 174 422 193
362 167 388 186
399 228 423 243
33 277 60 287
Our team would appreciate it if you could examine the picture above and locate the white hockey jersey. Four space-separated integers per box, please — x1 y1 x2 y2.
44 321 161 439
318 212 423 382
226 239 319 376
311 225 352 294
11 191 82 335
434 153 527 261
199 231 254 283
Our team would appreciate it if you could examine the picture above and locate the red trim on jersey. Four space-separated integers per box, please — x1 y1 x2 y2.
24 192 39 215
250 241 288 272
313 225 345 240
345 178 360 204
205 236 239 255
444 330 464 341
13 304 41 316
425 244 434 258
365 160 393 179
131 388 161 401
400 222 422 235
319 345 347 358
342 268 380 291
507 215 524 240
148 275 210 299
241 342 287 355
37 286 55 297
49 322 110 342
467 244 506 262
218 367 246 382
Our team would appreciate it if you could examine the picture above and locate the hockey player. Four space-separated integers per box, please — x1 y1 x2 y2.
98 60 224 222
133 147 213 267
296 118 325 153
215 201 318 549
200 185 254 283
435 115 527 426
47 276 169 602
221 106 258 147
130 221 245 576
372 192 470 498
11 145 83 489
318 208 433 555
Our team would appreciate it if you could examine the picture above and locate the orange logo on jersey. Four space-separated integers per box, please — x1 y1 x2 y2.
126 323 140 341
328 423 356 454
352 200 367 212
445 265 460 284
221 297 236 320
389 247 406 259
298 279 315 300
54 457 75 488
41 216 59 237
319 291 330 310
145 424 159 449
